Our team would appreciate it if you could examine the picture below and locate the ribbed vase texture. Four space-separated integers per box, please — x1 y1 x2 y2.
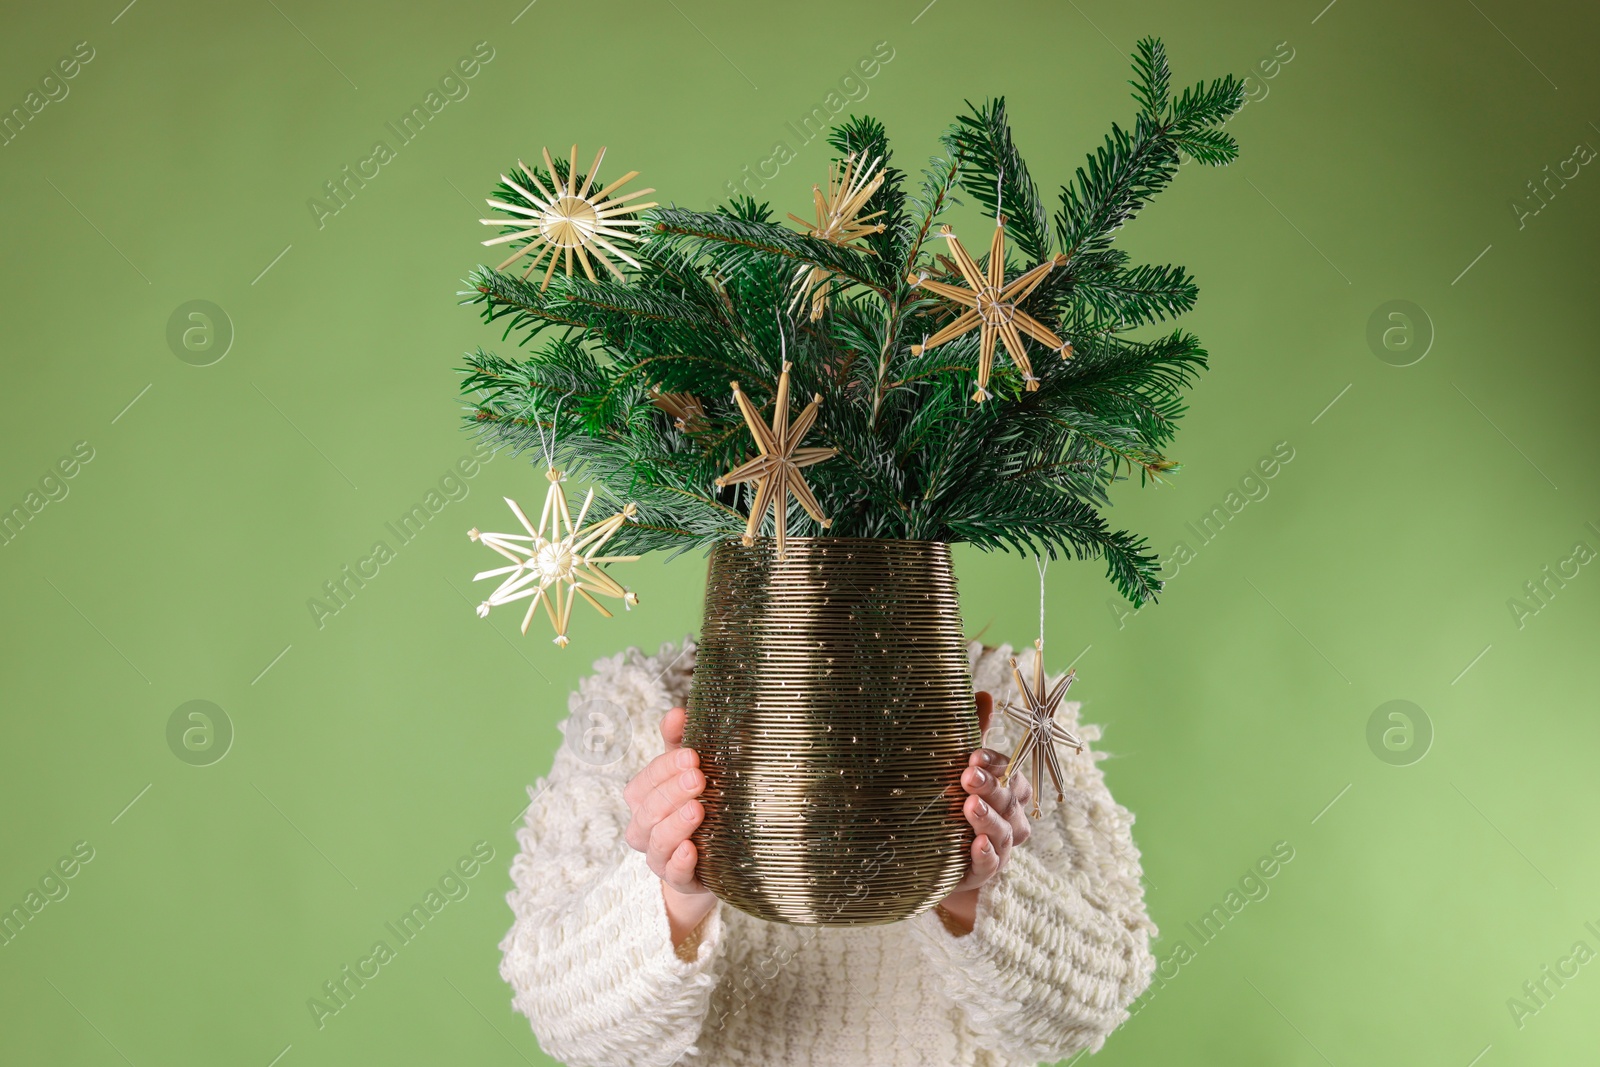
684 538 978 926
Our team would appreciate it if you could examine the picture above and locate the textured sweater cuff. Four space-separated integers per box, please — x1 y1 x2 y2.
594 848 726 973
911 848 1149 1059
502 850 724 1066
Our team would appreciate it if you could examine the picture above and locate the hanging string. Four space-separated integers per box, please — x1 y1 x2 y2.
533 389 575 472
1034 554 1048 648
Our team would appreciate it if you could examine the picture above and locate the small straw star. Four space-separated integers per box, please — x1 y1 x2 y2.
997 639 1084 818
468 469 639 648
715 361 837 559
907 217 1073 402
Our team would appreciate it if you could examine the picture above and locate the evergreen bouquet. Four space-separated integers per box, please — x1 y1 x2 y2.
457 39 1242 924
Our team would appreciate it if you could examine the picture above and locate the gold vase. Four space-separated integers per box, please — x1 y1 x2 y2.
684 538 978 926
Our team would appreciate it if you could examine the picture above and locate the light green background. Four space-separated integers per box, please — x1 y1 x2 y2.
3 0 1597 1064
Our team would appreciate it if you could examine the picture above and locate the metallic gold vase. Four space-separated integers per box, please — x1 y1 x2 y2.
684 538 978 926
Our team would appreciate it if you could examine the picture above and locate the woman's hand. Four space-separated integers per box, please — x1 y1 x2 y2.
938 691 1034 935
622 707 717 947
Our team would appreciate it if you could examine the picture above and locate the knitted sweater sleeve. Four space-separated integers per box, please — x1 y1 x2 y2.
910 643 1157 1062
498 640 725 1067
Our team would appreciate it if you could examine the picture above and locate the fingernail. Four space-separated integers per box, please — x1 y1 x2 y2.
680 770 700 789
973 798 989 817
676 749 694 768
972 768 988 785
679 802 697 821
977 750 1000 765
981 838 994 854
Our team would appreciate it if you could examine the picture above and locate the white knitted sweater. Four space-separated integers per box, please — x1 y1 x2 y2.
500 639 1156 1067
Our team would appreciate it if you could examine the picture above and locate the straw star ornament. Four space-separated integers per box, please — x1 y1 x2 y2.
716 361 837 559
480 144 657 290
468 468 640 648
908 217 1072 402
997 640 1084 818
788 153 887 321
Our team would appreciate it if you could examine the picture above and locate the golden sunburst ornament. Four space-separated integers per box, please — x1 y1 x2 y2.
468 469 640 648
788 153 887 321
908 217 1072 402
997 639 1084 818
480 144 658 291
715 361 837 560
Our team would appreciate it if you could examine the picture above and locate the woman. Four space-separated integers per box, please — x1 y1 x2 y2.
499 639 1155 1066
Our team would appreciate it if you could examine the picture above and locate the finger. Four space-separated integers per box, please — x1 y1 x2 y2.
951 833 1002 895
960 763 1019 822
637 764 705 832
660 837 706 894
1009 773 1034 846
975 690 993 738
962 762 1035 848
647 797 703 883
1012 767 1036 809
660 707 687 751
623 745 698 810
964 793 1013 856
625 762 704 851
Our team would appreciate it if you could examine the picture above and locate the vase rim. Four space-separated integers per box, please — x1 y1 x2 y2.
711 536 951 548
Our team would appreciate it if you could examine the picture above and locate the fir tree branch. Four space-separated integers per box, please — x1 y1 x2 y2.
1130 37 1172 119
941 484 1164 605
653 208 888 299
453 38 1237 605
1055 117 1181 262
945 98 1053 263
